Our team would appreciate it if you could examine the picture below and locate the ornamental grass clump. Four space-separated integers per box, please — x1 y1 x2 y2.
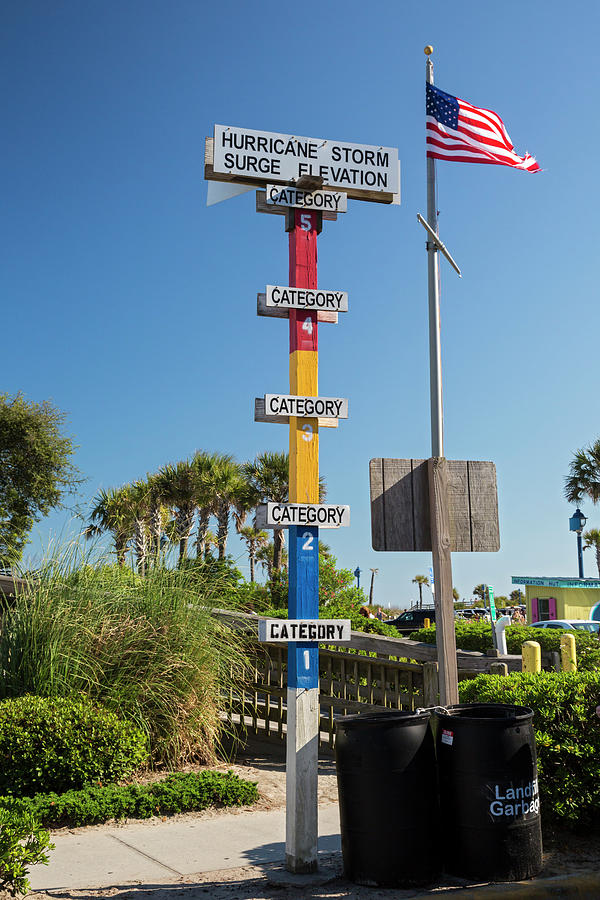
0 544 251 766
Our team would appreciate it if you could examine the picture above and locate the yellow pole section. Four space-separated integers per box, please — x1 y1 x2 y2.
560 633 577 672
521 641 541 673
289 351 319 503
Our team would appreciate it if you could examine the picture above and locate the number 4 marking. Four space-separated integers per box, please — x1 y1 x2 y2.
302 317 313 336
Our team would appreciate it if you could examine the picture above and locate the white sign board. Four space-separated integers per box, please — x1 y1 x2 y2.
259 618 351 643
213 125 399 198
265 184 347 213
266 285 348 313
264 394 348 419
257 502 350 529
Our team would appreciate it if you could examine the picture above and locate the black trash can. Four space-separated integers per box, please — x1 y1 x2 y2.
335 710 440 887
434 703 543 882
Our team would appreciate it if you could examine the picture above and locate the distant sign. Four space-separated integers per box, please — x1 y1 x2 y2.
265 184 347 213
264 394 348 419
257 502 350 529
210 124 400 202
266 285 348 313
259 618 351 643
511 576 600 589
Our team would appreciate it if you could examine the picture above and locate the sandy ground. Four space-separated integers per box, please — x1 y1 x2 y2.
14 742 600 900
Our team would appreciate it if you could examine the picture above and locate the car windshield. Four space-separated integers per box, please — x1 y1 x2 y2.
573 622 600 633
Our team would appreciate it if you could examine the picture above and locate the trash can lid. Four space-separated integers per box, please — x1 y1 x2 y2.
335 709 431 732
436 702 533 725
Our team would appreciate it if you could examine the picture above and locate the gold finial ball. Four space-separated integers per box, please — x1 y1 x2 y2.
424 45 434 56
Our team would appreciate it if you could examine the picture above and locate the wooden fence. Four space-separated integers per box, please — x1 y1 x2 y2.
216 610 528 751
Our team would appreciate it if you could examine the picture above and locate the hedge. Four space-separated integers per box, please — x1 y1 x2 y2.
0 695 149 797
2 771 259 828
459 670 600 829
410 622 600 669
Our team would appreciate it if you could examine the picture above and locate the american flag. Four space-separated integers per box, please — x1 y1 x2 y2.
426 83 540 172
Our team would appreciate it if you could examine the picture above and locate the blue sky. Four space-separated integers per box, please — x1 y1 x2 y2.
4 0 599 606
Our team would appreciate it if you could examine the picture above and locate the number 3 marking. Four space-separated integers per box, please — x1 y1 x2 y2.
302 532 314 551
302 424 313 442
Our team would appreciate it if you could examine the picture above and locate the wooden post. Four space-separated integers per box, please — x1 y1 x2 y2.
489 662 509 677
285 208 320 874
560 633 577 672
423 660 439 706
428 457 459 706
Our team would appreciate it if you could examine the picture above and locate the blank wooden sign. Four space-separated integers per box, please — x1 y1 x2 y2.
370 458 500 552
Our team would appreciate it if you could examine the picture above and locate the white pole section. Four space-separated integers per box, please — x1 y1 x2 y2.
426 53 444 458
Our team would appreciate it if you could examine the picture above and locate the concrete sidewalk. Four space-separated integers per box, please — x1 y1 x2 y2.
28 804 342 892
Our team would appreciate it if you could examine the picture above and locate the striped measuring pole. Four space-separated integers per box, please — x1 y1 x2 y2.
286 208 320 873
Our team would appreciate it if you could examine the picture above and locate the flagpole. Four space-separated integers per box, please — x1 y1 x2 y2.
425 47 443 458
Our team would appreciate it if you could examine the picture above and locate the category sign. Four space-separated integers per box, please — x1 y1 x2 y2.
266 285 348 313
256 502 350 529
258 618 351 643
265 184 347 213
212 125 399 198
264 394 348 419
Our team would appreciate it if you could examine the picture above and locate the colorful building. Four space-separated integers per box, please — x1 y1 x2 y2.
511 575 600 624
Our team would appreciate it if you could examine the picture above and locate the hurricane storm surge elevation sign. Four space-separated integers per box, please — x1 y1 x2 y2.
210 125 400 204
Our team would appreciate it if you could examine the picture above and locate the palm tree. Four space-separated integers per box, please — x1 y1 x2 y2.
369 568 379 606
199 454 251 560
565 439 600 505
583 528 600 577
238 525 269 582
192 450 222 560
84 486 134 567
145 472 170 567
157 459 199 564
412 574 429 609
242 452 289 574
243 451 327 575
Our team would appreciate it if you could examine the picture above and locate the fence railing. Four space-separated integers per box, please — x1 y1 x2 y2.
216 610 526 751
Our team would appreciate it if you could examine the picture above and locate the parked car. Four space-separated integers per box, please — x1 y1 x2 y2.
387 608 436 635
530 619 600 634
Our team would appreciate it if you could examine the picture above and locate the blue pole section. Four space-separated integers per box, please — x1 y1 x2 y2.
287 525 319 689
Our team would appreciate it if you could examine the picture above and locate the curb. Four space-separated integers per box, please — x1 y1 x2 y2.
436 871 600 897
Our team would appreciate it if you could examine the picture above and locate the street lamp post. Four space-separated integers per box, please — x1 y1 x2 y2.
569 508 587 579
354 567 361 590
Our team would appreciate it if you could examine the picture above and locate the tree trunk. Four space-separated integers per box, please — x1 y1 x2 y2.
135 520 147 576
273 529 285 572
195 508 211 559
177 505 195 565
418 583 423 608
249 543 256 582
596 546 600 577
216 501 229 560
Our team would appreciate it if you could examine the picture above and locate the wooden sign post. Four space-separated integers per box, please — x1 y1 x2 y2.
205 120 399 876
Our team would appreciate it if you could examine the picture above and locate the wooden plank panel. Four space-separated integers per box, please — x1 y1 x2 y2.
256 190 337 221
254 397 338 429
468 461 500 552
411 459 431 550
369 457 499 552
447 460 471 552
257 293 338 324
383 458 414 551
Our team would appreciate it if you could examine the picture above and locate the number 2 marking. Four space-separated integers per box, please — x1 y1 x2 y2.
302 532 314 551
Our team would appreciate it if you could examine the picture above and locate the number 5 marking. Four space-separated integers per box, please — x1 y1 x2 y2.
300 213 311 231
302 424 313 442
302 532 314 551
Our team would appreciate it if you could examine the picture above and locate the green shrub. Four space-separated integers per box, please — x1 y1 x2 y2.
410 621 599 660
0 695 148 797
4 771 258 828
0 801 54 897
0 552 251 766
459 671 600 829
